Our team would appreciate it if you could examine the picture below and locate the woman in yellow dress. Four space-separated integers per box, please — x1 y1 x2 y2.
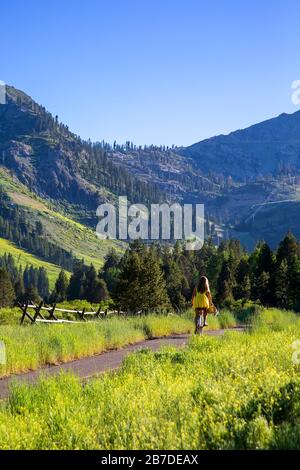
192 276 213 334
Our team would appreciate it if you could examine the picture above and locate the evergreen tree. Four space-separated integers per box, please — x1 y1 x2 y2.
67 260 86 300
277 232 299 264
88 278 109 303
101 265 121 299
254 271 271 305
53 270 69 302
0 268 15 307
37 267 50 299
162 257 188 311
23 285 41 304
288 256 300 310
216 257 236 305
234 258 250 300
14 276 24 302
274 260 289 309
116 250 142 312
137 250 170 312
117 245 170 313
83 265 109 303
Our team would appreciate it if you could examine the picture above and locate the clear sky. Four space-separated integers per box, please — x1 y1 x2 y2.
1 0 300 146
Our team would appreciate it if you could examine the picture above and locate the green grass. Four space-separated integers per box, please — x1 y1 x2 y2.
0 310 299 449
0 309 236 377
0 237 66 289
250 307 299 332
0 314 193 377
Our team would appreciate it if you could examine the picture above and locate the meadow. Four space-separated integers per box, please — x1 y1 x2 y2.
0 308 236 378
0 308 299 449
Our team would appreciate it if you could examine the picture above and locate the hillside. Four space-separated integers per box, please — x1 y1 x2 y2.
2 84 300 251
0 86 165 215
110 112 300 248
179 111 300 180
0 237 64 289
0 166 124 270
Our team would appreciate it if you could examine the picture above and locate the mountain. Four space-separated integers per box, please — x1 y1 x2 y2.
1 84 300 253
0 86 164 216
110 111 300 248
179 111 300 180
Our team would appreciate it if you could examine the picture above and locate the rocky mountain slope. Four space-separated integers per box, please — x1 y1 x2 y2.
179 111 300 180
0 86 164 216
110 112 300 248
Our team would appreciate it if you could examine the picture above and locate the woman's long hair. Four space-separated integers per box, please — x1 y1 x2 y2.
197 276 210 294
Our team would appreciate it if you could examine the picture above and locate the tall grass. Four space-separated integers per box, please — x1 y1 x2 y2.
0 319 300 449
250 308 300 332
0 309 237 378
0 315 193 377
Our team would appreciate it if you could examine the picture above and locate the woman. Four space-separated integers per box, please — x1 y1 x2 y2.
192 276 213 334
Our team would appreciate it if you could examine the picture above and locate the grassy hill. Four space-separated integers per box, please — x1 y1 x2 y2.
0 166 124 271
0 237 64 289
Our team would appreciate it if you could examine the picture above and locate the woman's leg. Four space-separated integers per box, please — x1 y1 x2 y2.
203 309 208 326
194 310 199 334
194 308 201 334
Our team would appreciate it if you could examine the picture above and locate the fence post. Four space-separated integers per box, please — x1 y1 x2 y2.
19 301 34 325
80 307 86 321
33 301 45 323
48 303 57 321
96 305 102 319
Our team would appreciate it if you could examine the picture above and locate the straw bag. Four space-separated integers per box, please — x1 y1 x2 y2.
208 303 218 315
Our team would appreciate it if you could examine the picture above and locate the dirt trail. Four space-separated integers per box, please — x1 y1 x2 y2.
0 327 244 399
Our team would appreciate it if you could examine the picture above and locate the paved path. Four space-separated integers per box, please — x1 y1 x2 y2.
0 327 244 399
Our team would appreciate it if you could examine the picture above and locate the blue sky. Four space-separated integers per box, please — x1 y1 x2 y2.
1 0 300 146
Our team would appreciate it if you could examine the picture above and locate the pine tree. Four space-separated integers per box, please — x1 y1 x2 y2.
162 257 188 310
83 265 109 303
216 257 236 305
234 258 250 300
88 278 109 303
116 250 142 312
67 260 86 300
137 250 170 312
0 268 15 307
53 270 69 302
254 271 271 305
274 260 289 308
286 255 300 310
277 232 299 264
116 245 170 313
37 267 49 299
23 285 41 304
14 276 24 302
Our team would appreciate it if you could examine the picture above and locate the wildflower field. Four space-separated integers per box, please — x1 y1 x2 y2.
0 309 299 449
0 309 236 377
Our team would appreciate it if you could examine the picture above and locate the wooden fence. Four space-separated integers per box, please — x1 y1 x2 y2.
18 301 122 325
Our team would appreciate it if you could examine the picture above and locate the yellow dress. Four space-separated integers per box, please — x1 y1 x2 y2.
192 291 210 309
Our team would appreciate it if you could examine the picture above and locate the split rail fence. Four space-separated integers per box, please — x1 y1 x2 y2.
18 301 123 325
